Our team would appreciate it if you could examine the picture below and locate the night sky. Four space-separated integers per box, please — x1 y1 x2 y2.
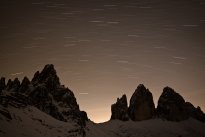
1 0 205 123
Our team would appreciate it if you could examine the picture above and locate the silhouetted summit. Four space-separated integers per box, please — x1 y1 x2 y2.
0 64 88 129
111 85 205 122
111 94 129 121
111 84 155 121
157 86 189 121
32 64 60 90
18 76 30 93
0 77 6 92
1 64 204 125
129 84 155 121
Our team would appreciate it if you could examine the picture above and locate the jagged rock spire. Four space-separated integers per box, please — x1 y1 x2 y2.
157 87 188 121
110 84 155 121
0 77 6 92
111 94 129 121
13 78 21 91
5 78 20 91
184 102 205 122
18 76 31 93
6 79 13 90
32 71 40 84
32 64 60 90
110 84 205 122
0 64 88 128
128 84 155 121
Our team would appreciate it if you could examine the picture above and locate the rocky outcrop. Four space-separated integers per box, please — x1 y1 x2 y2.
0 64 88 130
111 84 205 122
111 94 129 121
13 78 20 90
156 87 205 122
184 102 205 122
29 64 88 126
29 84 51 106
5 78 20 92
0 77 6 92
128 84 155 121
32 71 40 84
53 87 79 110
1 64 205 127
18 77 31 93
6 79 13 90
110 84 156 121
157 87 189 121
31 64 60 91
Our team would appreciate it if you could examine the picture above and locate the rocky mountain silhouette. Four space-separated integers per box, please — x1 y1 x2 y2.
111 94 129 121
111 85 205 122
0 64 205 137
0 64 88 136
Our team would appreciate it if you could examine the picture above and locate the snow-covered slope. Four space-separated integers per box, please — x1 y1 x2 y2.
1 106 205 137
0 106 84 137
86 119 205 137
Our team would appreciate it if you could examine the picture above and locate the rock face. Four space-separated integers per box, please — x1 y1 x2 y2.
0 77 6 92
184 102 205 122
0 64 88 130
111 84 205 123
29 64 88 126
1 64 205 127
111 94 129 121
18 77 31 93
128 84 155 121
31 64 60 91
6 79 13 90
12 78 20 91
157 87 189 121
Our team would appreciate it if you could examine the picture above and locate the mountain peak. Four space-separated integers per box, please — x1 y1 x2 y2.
129 84 155 121
0 64 88 132
111 84 205 123
0 77 6 92
32 64 60 89
42 64 56 75
111 94 129 121
161 86 185 104
132 84 152 98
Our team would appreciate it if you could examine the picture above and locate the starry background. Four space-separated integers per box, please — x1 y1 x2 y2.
1 0 205 123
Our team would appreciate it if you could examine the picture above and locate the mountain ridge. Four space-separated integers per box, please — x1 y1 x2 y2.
0 64 88 136
111 85 205 122
0 64 205 137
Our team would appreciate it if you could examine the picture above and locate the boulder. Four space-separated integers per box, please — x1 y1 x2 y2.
128 84 155 121
111 94 129 121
